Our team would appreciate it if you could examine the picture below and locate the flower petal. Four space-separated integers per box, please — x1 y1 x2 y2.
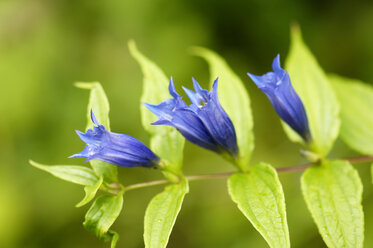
168 77 180 99
182 86 202 107
192 78 209 103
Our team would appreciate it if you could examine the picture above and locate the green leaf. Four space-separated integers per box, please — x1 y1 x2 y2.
75 82 111 129
144 179 189 248
329 74 373 155
371 164 373 184
89 160 118 184
84 194 124 248
109 231 119 248
228 163 290 248
76 176 103 208
191 47 254 171
75 82 118 183
301 160 364 248
285 26 340 156
30 160 98 186
128 41 185 174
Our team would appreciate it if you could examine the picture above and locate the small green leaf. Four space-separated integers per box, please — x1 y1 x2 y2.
228 163 290 248
84 194 124 248
109 231 119 248
371 164 373 184
75 82 111 130
144 179 189 248
30 160 98 186
89 160 118 184
76 176 103 208
128 41 185 174
191 47 254 171
75 82 118 183
329 74 373 155
301 160 364 248
285 26 340 156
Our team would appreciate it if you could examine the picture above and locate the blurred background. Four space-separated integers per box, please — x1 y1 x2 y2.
1 0 373 247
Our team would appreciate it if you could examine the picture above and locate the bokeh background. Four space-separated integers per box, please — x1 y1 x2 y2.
1 0 373 247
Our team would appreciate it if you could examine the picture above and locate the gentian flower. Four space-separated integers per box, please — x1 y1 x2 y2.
144 77 238 159
247 54 311 142
69 111 160 168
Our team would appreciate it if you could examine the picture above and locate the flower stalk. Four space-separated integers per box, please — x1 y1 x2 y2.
122 155 373 192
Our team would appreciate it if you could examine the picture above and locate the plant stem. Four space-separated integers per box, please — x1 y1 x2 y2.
123 155 373 192
123 179 169 191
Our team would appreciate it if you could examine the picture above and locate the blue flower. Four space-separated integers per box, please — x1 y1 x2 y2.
69 111 160 168
144 77 238 158
248 54 311 142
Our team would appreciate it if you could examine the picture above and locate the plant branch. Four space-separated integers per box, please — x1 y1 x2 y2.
123 179 169 191
123 155 373 192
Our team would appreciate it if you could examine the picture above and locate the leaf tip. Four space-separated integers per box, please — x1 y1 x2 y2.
128 40 149 66
75 202 84 208
189 46 204 55
128 39 139 58
110 231 119 248
290 23 303 44
189 46 212 59
75 82 99 90
29 160 43 169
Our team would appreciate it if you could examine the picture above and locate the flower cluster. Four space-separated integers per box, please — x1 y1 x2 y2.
144 77 238 158
70 55 311 170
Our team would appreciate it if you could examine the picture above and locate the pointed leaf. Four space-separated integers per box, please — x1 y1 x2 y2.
144 179 189 248
30 160 98 186
109 232 119 248
75 82 118 183
128 41 185 174
75 82 110 130
191 47 254 170
228 163 290 248
329 74 373 155
285 27 340 156
84 194 123 248
89 160 118 184
301 160 364 248
76 176 103 207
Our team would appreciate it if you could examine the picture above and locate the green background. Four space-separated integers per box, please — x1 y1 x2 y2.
0 0 372 247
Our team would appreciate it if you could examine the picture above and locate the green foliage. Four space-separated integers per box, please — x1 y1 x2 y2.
26 26 373 248
75 82 118 183
29 160 99 186
84 194 124 248
76 176 103 208
285 26 340 157
74 82 124 246
75 82 111 130
192 47 254 171
301 160 364 248
228 163 290 248
29 160 103 208
329 74 373 155
89 160 118 184
128 41 185 175
144 179 189 248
